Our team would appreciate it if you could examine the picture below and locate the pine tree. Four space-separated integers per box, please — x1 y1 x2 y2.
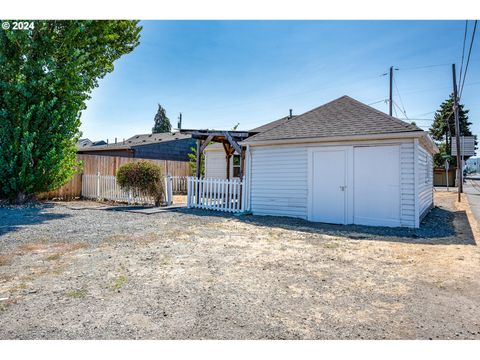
152 104 172 133
0 20 141 202
429 94 473 167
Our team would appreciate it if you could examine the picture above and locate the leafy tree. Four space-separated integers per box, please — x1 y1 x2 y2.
0 20 141 202
429 95 473 167
152 104 172 133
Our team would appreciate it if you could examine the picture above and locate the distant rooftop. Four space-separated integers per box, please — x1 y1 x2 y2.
78 132 192 152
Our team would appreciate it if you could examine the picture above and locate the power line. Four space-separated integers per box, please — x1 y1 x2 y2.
393 77 407 117
393 101 407 119
367 99 388 106
458 20 469 90
413 111 435 117
398 63 451 71
392 100 398 117
459 20 477 100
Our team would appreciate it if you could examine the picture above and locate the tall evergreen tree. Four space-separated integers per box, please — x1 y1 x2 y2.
0 20 141 202
429 94 472 167
152 104 172 133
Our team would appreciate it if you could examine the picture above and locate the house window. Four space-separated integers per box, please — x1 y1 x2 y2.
233 155 241 178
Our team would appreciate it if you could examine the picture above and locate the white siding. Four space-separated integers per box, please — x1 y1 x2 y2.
204 146 240 179
205 150 230 179
400 142 416 227
248 139 420 227
250 146 308 218
417 143 434 219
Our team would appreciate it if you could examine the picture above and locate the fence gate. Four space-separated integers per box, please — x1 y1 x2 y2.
187 177 244 212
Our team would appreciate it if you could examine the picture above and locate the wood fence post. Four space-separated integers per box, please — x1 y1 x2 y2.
96 172 100 200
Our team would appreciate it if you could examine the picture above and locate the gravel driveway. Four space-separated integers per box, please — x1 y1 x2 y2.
1 192 479 339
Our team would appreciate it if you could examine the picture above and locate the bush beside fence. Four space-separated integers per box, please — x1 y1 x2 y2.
37 154 191 200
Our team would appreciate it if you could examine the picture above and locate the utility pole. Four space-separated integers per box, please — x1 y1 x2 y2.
177 112 182 130
452 63 463 202
389 66 393 116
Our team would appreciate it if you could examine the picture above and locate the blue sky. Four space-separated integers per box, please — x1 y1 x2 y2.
81 20 479 143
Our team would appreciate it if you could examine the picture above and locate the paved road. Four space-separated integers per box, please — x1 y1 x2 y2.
464 174 480 223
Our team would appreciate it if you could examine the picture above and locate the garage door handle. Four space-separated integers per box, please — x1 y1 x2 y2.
339 186 347 191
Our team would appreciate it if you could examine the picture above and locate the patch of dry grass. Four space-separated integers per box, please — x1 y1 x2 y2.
15 242 88 256
0 254 13 266
106 232 159 244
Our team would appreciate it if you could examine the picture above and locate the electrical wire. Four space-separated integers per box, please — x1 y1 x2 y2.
392 101 398 117
392 101 408 120
458 20 469 90
393 77 407 118
398 63 451 71
459 20 477 100
367 99 388 106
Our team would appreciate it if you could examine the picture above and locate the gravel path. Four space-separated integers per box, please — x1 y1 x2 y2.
0 194 479 339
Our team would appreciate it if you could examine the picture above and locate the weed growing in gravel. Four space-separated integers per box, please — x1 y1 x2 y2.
65 289 87 299
159 254 171 266
111 275 128 291
46 253 61 261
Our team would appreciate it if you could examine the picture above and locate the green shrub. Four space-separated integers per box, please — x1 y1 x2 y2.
116 161 164 206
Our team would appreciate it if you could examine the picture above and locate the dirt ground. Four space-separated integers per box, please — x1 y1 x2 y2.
0 192 479 339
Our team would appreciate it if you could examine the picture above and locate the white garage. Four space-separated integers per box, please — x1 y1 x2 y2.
240 96 438 228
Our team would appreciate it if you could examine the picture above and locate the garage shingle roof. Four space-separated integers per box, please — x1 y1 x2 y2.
249 115 296 133
245 96 422 143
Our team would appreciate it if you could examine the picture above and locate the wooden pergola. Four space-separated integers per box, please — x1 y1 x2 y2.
180 129 252 179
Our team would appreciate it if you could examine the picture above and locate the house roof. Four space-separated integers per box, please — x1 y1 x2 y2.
78 132 192 152
124 132 191 146
76 138 92 149
249 115 296 133
244 95 423 143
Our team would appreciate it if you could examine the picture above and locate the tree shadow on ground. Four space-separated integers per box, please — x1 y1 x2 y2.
0 204 71 236
174 205 476 246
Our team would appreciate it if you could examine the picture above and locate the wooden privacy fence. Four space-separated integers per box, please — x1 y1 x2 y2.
36 173 82 201
38 154 191 200
187 177 244 212
82 174 174 205
433 167 457 187
78 154 191 177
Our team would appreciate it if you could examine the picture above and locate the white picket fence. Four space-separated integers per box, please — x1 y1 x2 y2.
171 176 188 194
82 173 173 205
187 177 244 212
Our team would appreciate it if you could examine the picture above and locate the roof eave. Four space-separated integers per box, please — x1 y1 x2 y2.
240 131 427 147
419 133 440 154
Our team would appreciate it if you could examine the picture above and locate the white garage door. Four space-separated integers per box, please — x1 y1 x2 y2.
353 145 401 227
310 149 347 224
